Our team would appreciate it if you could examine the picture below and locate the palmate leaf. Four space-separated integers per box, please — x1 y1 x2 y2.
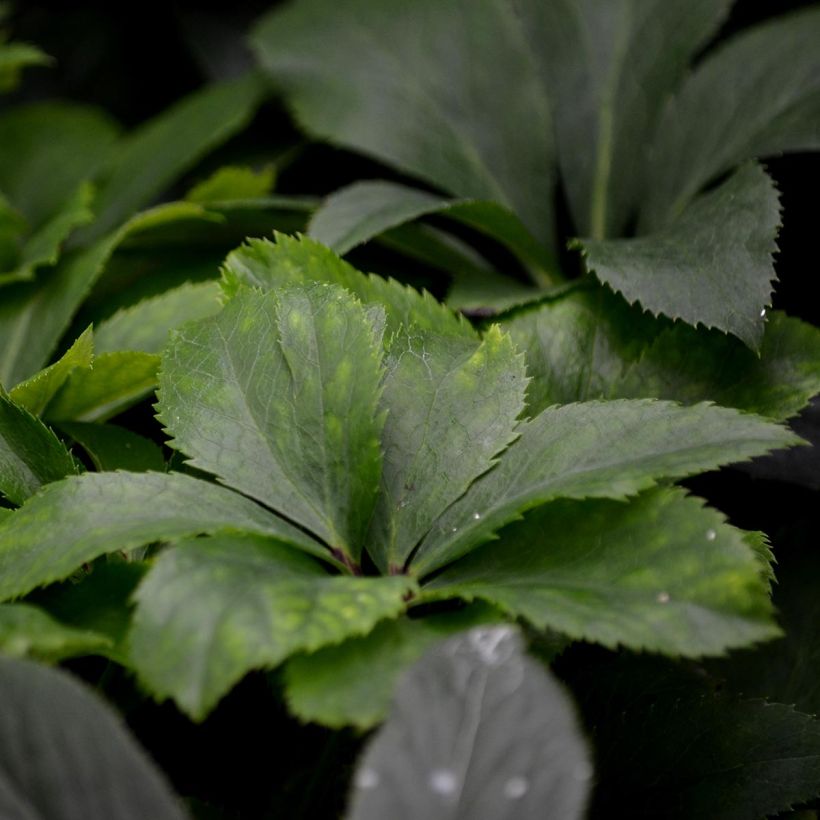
0 656 186 820
575 162 781 349
130 532 415 719
413 399 798 574
251 0 555 248
346 626 591 820
513 0 731 238
368 325 527 572
0 471 328 602
158 285 385 561
425 489 778 656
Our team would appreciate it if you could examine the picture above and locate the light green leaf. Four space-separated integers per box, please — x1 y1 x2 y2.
0 395 77 506
158 285 385 561
59 422 165 472
81 73 266 241
575 163 780 349
308 180 555 281
0 470 329 601
413 399 799 574
130 532 415 719
284 604 502 729
514 0 730 238
347 626 591 820
221 233 474 340
44 351 160 422
642 6 820 230
369 325 526 572
251 0 555 248
0 602 110 660
0 656 187 820
94 281 222 354
9 326 93 415
186 164 276 204
0 41 51 92
426 489 778 655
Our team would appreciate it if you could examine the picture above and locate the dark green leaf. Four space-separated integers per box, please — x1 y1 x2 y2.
426 489 778 656
0 656 186 819
131 532 415 719
347 626 591 820
59 421 165 472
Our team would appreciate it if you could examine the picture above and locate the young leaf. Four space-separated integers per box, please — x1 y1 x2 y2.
0 656 187 820
514 0 731 238
368 325 526 572
185 164 276 204
251 0 555 248
0 395 77 506
414 399 799 573
0 471 328 602
130 532 415 719
221 233 473 339
158 285 385 561
44 351 160 422
284 604 502 730
8 325 94 415
0 601 110 660
642 6 820 230
426 489 778 656
575 163 780 349
346 626 591 820
59 421 165 472
95 281 222 354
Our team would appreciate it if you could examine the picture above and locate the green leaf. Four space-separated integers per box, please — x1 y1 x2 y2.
0 601 110 660
284 604 502 730
0 470 328 601
308 180 555 281
221 233 473 340
0 656 186 819
94 281 222 354
130 532 415 719
514 0 731 238
8 325 93 415
81 73 266 241
369 325 526 572
426 489 778 656
413 399 799 574
0 41 51 92
575 163 780 349
158 285 385 561
251 0 555 248
0 395 77 506
346 626 591 820
186 164 276 204
642 6 820 231
44 351 160 422
59 421 165 472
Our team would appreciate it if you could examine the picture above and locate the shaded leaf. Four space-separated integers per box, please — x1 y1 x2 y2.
59 421 165 472
186 164 276 204
0 41 51 92
347 626 591 820
131 532 415 719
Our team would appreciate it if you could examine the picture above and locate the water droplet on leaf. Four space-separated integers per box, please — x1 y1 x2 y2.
706 529 717 541
428 768 458 796
503 775 529 799
356 768 379 790
656 591 670 604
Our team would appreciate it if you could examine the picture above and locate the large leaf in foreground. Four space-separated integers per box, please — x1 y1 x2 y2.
0 656 185 820
426 490 777 656
369 325 526 572
159 285 385 560
131 532 414 719
414 399 798 573
347 626 591 820
576 163 780 349
252 0 555 247
0 471 326 601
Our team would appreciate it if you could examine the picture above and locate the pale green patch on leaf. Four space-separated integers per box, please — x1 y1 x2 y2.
575 163 781 349
186 164 276 204
284 604 502 730
413 399 800 574
130 532 415 719
0 470 328 601
0 395 77 506
426 489 779 656
369 325 527 572
59 422 165 472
